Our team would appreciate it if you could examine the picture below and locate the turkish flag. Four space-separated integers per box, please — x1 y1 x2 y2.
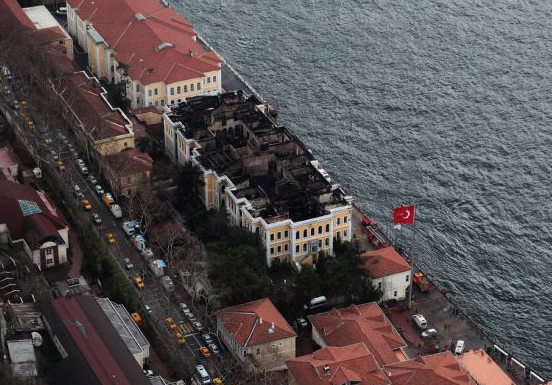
393 205 415 225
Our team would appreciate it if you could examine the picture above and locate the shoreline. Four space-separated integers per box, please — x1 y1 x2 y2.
194 32 548 383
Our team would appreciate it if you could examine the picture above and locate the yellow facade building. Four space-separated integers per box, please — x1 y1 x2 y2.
164 91 353 267
66 0 222 109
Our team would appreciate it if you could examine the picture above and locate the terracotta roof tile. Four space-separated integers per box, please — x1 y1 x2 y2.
385 351 475 385
217 298 296 347
361 247 410 279
51 72 133 141
104 148 153 176
67 0 221 85
286 343 390 385
308 303 407 366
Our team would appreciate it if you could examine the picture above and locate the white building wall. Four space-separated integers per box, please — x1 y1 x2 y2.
374 270 411 301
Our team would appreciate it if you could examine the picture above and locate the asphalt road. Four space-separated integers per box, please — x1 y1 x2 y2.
0 75 231 384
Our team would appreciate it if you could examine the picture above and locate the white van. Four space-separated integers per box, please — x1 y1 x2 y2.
195 365 211 384
454 340 465 355
305 296 328 310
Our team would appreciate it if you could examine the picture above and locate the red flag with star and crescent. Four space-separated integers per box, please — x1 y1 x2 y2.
393 205 416 225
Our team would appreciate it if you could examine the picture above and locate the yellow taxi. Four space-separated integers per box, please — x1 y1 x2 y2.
56 160 65 171
81 199 92 211
212 378 223 385
106 232 116 245
131 312 142 327
165 317 177 330
175 332 186 345
200 346 211 358
133 276 145 289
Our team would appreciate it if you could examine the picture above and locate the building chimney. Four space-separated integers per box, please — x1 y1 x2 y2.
322 365 330 376
259 317 263 324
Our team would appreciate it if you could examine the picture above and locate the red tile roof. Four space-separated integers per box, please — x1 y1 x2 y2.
286 343 391 385
0 180 67 247
104 148 153 176
51 72 133 141
308 303 407 366
384 351 475 385
217 298 296 347
362 247 410 279
0 0 73 74
0 0 35 31
67 0 221 85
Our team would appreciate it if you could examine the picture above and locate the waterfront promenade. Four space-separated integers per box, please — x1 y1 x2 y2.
214 44 547 384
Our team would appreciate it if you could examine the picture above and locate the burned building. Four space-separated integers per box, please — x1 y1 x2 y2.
164 91 352 267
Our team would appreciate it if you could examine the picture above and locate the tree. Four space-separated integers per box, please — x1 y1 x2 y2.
125 187 163 235
150 222 187 275
176 161 201 207
210 244 268 305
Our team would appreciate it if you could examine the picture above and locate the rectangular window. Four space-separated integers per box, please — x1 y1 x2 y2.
190 83 194 91
270 247 274 255
284 230 288 238
344 230 348 237
197 82 201 90
45 248 53 256
148 89 152 97
137 97 141 105
149 102 152 106
277 246 281 253
270 234 274 241
213 75 217 82
154 100 158 106
170 87 174 95
337 218 341 225
344 216 348 223
207 77 211 83
161 99 165 106
303 244 307 252
406 275 409 282
184 85 188 93
154 88 158 95
284 244 288 251
277 232 281 240
135 84 139 92
46 257 54 265
394 291 398 297
337 231 341 239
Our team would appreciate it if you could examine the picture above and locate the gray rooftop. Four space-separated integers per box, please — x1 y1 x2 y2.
7 339 37 377
96 298 149 355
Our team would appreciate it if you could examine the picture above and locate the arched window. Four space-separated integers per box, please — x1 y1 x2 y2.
296 231 300 240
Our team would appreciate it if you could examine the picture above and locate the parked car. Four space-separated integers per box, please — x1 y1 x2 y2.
89 175 97 184
144 304 152 314
454 340 465 355
208 343 220 355
79 164 89 175
192 321 203 331
56 160 65 171
94 185 105 196
185 312 196 322
421 328 438 338
297 318 308 329
195 365 211 384
179 302 189 314
134 276 145 289
202 334 213 345
143 369 154 377
72 184 82 196
412 314 427 329
200 346 211 358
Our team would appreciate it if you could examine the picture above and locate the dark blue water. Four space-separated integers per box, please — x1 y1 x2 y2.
174 0 552 375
